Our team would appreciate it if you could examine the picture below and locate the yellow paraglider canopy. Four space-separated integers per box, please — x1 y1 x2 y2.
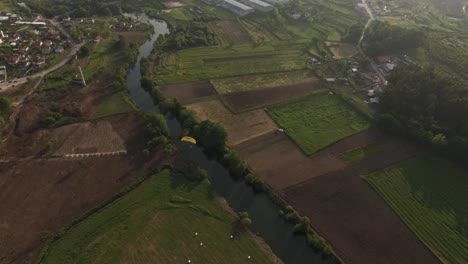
181 136 197 144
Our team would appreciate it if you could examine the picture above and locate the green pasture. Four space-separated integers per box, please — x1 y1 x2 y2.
211 70 317 94
338 142 385 163
267 94 370 155
0 0 12 11
167 8 193 21
92 93 136 118
82 40 114 81
366 157 468 264
156 43 308 84
40 170 273 264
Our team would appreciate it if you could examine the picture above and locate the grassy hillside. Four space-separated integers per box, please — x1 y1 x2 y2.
40 170 273 264
366 157 468 264
267 94 369 155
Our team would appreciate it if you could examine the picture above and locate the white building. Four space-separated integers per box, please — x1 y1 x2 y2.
222 0 254 16
240 0 273 12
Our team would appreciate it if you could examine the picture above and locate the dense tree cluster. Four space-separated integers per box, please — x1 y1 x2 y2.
364 21 425 56
378 64 468 163
157 20 217 51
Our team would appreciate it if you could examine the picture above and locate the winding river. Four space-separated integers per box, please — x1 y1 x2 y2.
126 14 335 264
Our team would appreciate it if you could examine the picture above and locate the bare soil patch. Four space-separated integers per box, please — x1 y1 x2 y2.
281 140 439 264
115 31 149 44
222 81 324 112
160 80 217 103
52 120 126 156
0 111 169 264
2 113 144 159
234 131 347 190
11 77 119 137
186 99 277 145
218 20 251 44
325 42 358 59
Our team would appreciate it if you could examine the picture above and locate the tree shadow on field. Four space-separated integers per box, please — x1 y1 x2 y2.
404 157 468 238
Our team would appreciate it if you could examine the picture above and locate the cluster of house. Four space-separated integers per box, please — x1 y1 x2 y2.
345 59 384 104
203 0 276 16
374 55 400 77
0 12 70 77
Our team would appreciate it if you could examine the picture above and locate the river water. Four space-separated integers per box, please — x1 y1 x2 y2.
126 14 335 264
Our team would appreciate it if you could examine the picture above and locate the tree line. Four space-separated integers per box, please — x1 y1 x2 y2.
363 21 425 56
156 19 217 51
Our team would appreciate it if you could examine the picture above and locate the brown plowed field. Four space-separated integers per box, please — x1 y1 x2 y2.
234 131 347 190
160 80 216 103
0 112 170 264
281 140 440 264
222 82 324 112
186 99 277 146
218 20 251 44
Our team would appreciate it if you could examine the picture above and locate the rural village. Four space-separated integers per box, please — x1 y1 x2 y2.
0 0 467 263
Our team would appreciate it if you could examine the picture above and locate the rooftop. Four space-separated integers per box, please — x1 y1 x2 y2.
223 0 254 11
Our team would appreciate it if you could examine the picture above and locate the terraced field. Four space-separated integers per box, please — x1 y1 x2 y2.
267 94 370 155
366 157 468 264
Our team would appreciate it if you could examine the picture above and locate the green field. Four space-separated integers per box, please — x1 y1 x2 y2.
40 170 273 264
210 70 317 94
267 94 370 155
338 142 385 163
0 0 12 11
92 93 136 118
366 157 468 264
156 43 308 84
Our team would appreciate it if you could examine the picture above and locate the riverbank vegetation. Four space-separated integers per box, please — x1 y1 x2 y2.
365 157 468 264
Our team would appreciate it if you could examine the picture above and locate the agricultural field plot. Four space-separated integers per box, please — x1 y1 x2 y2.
51 120 126 156
338 141 386 163
115 31 149 44
210 70 317 94
93 92 136 118
234 131 346 190
221 82 325 113
218 20 251 44
366 157 468 264
186 99 277 146
162 7 194 21
281 143 438 264
0 112 163 264
267 94 370 155
160 80 217 103
156 44 308 84
40 170 274 264
0 0 12 11
284 0 363 41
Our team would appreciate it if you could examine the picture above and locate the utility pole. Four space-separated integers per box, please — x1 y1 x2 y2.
78 66 86 86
